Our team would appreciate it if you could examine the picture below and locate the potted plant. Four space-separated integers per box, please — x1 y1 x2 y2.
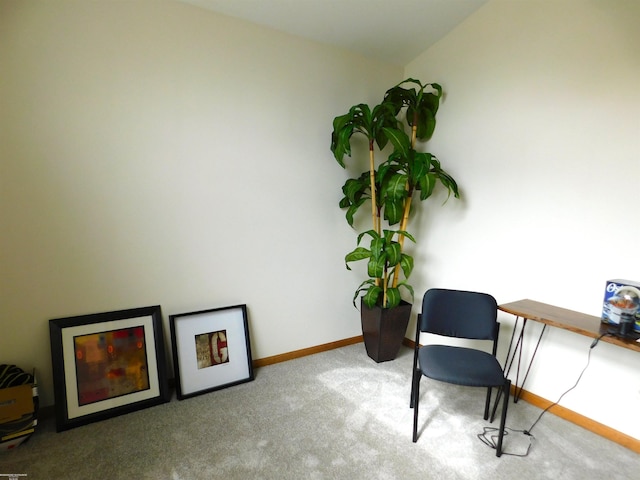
331 78 460 362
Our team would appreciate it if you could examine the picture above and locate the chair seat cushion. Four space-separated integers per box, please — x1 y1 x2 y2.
419 345 505 387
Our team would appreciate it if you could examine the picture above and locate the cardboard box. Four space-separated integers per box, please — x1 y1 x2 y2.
601 279 640 332
0 384 34 424
0 369 37 453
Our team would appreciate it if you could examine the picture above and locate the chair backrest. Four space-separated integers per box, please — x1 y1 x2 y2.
420 288 498 341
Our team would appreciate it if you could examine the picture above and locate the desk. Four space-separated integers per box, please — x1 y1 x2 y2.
497 299 640 402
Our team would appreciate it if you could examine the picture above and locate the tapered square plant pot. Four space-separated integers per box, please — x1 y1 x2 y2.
360 299 412 363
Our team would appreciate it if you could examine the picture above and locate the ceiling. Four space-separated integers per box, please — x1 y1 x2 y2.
178 0 489 66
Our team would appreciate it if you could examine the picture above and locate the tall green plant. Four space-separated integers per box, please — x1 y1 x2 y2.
331 103 398 236
331 79 460 309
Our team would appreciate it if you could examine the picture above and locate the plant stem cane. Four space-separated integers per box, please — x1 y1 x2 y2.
391 123 418 288
369 140 382 289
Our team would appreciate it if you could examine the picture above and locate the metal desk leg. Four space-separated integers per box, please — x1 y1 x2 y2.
514 322 546 402
491 316 547 420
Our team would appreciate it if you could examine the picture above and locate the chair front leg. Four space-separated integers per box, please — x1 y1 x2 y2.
483 386 492 420
496 380 511 457
410 366 420 408
412 374 420 443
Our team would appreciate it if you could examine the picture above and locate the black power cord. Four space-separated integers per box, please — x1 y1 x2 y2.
477 333 606 457
525 332 605 434
477 425 534 457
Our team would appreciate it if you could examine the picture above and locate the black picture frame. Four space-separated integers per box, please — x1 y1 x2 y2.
49 305 169 432
169 304 254 400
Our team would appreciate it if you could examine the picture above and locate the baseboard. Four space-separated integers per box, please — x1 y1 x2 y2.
403 337 416 349
402 337 640 453
513 387 640 454
252 335 364 368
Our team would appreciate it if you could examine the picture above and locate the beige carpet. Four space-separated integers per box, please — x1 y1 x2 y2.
0 344 636 479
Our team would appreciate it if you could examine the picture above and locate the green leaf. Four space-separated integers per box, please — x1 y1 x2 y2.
439 171 460 199
382 229 397 242
332 125 355 166
385 288 401 308
384 241 401 267
384 173 408 200
345 247 371 269
331 114 352 165
369 236 385 259
345 198 366 227
362 286 383 308
353 280 377 307
356 229 380 245
382 127 411 159
409 152 432 185
430 83 443 98
367 254 386 278
383 197 404 225
415 107 436 140
342 177 367 203
398 281 415 303
383 84 416 115
376 161 398 185
338 172 373 225
399 253 414 279
396 230 416 243
356 104 372 131
332 112 351 134
372 102 398 150
418 173 436 200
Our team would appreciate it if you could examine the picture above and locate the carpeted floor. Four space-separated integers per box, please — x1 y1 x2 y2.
0 344 636 479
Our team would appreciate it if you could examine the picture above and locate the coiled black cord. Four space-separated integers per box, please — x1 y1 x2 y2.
478 333 606 456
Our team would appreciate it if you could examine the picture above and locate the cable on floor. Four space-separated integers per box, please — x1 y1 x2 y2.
477 333 606 457
477 426 534 457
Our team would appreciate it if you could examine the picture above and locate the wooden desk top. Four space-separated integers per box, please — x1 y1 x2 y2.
499 299 640 353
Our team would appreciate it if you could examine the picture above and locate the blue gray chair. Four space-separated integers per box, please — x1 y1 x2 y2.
410 288 511 457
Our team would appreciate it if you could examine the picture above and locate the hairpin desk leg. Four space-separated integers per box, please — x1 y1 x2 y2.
491 316 547 420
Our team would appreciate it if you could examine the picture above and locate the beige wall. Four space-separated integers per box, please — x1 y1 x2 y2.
406 0 640 438
0 0 402 407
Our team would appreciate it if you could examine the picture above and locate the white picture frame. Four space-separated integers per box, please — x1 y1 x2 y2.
169 304 253 400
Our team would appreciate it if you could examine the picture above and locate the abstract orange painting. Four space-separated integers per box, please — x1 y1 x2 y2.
74 327 150 406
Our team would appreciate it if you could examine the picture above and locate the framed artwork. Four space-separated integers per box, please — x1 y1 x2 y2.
169 304 254 400
49 305 169 432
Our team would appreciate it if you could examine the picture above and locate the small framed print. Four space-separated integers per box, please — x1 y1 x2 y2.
169 304 254 400
49 305 169 432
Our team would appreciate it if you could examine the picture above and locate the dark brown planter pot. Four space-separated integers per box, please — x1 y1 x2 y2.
360 299 412 363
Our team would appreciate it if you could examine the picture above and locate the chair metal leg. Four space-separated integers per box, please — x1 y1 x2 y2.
495 380 511 457
410 367 420 408
410 320 421 408
483 387 492 420
412 376 420 442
